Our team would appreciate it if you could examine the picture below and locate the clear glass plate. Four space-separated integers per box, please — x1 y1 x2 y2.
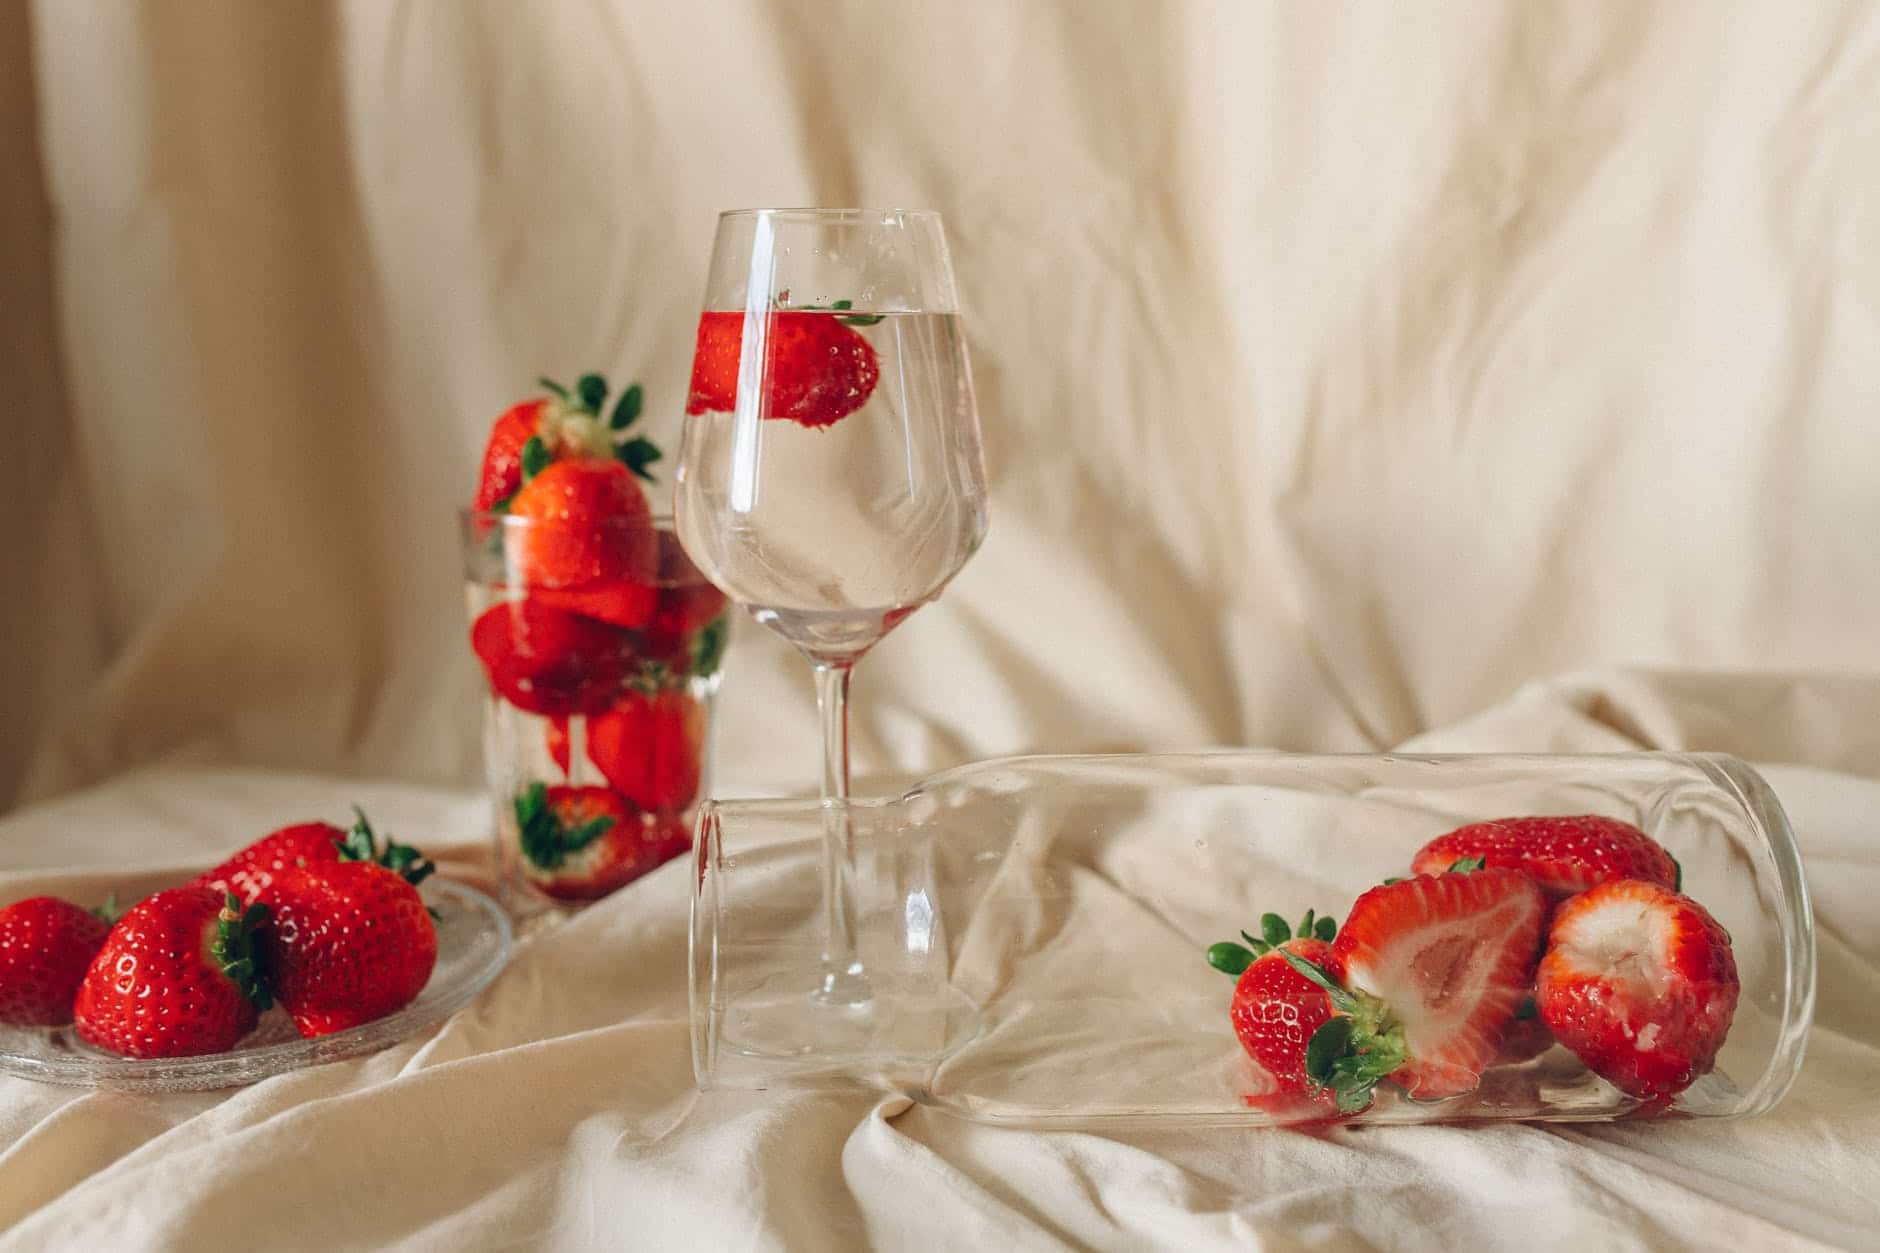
0 878 512 1092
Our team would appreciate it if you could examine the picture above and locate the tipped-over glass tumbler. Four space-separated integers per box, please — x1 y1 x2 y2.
691 752 1813 1127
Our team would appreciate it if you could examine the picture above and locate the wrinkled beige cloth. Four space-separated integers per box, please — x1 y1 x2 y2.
4 1 1880 806
1 670 1876 1251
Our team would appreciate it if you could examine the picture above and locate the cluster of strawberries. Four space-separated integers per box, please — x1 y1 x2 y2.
0 813 438 1058
468 373 729 901
1211 814 1739 1117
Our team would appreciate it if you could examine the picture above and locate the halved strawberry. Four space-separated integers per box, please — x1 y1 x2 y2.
685 310 880 428
1289 868 1546 1106
1536 878 1739 1100
1207 909 1344 1114
470 600 627 717
1410 815 1677 900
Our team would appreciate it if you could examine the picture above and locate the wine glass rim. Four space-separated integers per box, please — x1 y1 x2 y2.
716 207 943 224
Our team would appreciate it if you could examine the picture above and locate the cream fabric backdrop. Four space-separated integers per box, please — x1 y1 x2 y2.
6 0 1878 811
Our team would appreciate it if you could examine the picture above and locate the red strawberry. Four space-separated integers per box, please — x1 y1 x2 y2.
1209 910 1344 1114
513 784 681 901
260 851 438 1038
194 821 345 906
73 888 270 1057
639 583 730 670
586 687 705 813
529 580 658 630
471 599 627 716
685 310 880 428
1536 878 1739 1100
0 898 112 1026
547 715 572 776
1410 815 1677 901
507 458 656 591
473 399 547 511
1307 868 1546 1103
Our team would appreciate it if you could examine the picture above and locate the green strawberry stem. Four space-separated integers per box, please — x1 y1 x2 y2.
514 782 617 871
341 807 436 887
214 892 274 1010
533 372 661 483
1280 949 1408 1113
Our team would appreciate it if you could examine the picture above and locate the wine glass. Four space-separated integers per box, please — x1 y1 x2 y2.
674 208 989 1033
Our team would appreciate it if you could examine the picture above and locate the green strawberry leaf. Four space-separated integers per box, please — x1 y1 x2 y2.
1277 949 1362 1016
576 373 608 414
1334 1083 1376 1114
1446 856 1486 875
1305 1015 1353 1084
1260 914 1291 948
521 435 552 482
538 377 570 401
617 436 662 483
1314 916 1337 942
1297 909 1315 941
690 614 729 678
1206 941 1256 976
89 893 120 925
342 806 436 886
515 781 616 870
1670 852 1682 893
1381 876 1404 886
212 892 273 1010
610 383 644 430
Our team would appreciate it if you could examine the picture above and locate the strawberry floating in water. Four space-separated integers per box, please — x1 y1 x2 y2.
514 783 686 901
1536 878 1739 1100
1410 814 1678 901
470 599 627 717
685 310 880 428
586 687 706 814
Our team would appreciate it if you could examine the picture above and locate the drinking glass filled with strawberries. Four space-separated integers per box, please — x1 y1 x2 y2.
463 372 726 909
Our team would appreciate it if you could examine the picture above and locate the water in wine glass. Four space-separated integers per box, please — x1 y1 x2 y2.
675 309 987 663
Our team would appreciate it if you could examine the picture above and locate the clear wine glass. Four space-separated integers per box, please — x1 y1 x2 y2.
674 208 989 1040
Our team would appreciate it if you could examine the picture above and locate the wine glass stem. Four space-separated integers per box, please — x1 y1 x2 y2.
813 660 869 1005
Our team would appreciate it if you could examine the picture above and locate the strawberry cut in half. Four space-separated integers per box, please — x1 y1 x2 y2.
73 887 272 1058
0 897 113 1027
1207 909 1344 1115
685 310 880 428
1284 867 1547 1109
1410 815 1678 901
1536 878 1739 1101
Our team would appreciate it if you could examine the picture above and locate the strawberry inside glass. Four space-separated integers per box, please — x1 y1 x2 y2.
462 373 727 909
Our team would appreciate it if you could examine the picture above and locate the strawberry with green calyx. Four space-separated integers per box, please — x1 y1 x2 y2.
74 887 273 1058
514 783 670 901
476 373 664 513
260 856 437 1038
1207 909 1346 1115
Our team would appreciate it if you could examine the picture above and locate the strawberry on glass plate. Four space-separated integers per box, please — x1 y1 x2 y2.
0 814 511 1092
